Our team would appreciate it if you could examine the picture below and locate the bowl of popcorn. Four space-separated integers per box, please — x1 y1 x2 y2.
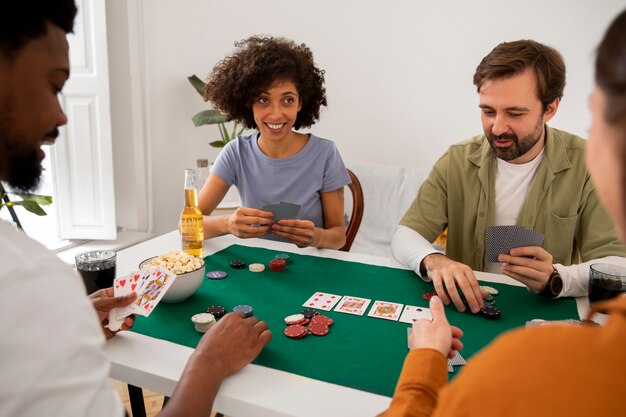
139 251 205 303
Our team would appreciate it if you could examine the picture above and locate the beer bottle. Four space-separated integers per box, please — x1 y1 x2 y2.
181 168 204 257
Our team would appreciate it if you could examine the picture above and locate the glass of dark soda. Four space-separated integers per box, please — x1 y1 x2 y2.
75 250 116 295
588 263 626 303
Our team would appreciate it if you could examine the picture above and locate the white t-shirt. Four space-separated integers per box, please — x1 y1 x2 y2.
0 221 124 417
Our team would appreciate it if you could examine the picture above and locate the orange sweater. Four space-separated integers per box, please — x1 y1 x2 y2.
379 296 626 417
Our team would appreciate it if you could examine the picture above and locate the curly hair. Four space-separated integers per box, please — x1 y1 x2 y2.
473 40 566 112
203 36 327 130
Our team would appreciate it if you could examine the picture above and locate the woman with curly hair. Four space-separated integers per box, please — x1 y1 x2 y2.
197 36 350 249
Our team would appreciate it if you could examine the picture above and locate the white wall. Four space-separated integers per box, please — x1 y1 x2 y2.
107 0 626 236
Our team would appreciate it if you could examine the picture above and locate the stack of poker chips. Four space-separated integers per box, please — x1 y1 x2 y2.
233 304 254 317
269 259 286 272
191 313 216 333
230 259 246 269
284 309 334 338
249 263 265 272
206 305 226 318
274 253 291 264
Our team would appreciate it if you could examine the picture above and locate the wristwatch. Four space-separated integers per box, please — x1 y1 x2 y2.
538 267 563 298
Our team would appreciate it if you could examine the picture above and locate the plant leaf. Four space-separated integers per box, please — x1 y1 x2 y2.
15 193 52 205
12 200 47 216
192 109 226 126
209 140 225 148
188 75 206 97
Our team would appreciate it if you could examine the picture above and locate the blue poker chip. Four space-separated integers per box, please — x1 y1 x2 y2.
206 270 228 280
233 304 254 317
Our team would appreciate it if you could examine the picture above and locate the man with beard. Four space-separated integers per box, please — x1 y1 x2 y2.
392 40 626 313
0 2 271 416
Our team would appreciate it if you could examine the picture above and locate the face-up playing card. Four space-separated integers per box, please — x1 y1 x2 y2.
485 225 545 262
113 267 177 319
302 291 341 311
368 300 404 321
334 295 371 316
398 305 433 324
107 274 135 331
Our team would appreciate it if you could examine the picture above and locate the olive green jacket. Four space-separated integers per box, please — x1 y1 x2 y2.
400 126 626 272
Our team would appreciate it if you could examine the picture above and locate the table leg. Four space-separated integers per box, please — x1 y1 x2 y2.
127 384 147 417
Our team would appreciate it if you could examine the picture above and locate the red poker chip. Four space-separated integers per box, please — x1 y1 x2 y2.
308 322 329 336
284 324 308 338
310 315 333 326
422 292 436 301
269 259 286 271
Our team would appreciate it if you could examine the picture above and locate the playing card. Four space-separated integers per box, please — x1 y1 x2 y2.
368 300 403 321
261 201 301 222
407 328 465 372
114 267 176 319
485 225 545 262
302 291 341 311
107 274 134 331
334 295 371 316
398 305 433 324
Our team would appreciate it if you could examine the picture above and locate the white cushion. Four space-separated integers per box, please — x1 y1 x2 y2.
345 161 429 258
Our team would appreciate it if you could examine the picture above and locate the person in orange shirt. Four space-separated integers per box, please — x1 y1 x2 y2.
379 9 626 417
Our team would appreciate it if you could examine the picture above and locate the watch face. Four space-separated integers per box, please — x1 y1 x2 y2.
551 273 563 295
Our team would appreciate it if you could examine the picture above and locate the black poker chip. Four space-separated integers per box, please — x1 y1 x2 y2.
300 308 319 319
479 302 501 320
230 259 246 269
206 305 226 319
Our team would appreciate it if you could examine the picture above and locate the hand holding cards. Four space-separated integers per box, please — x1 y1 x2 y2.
485 225 545 262
107 267 177 330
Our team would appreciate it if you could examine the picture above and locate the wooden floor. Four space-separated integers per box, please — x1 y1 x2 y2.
111 380 222 417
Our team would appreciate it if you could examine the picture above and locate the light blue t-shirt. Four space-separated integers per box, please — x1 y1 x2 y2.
210 132 350 236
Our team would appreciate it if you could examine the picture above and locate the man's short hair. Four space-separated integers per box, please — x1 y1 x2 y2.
473 40 566 112
0 1 77 59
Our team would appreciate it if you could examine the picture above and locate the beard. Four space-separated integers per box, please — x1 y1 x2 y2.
0 98 43 193
487 115 545 161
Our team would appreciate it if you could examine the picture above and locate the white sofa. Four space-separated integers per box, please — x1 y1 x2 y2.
344 160 429 258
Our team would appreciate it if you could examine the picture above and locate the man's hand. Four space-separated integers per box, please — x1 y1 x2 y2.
271 219 317 247
499 246 553 293
422 253 484 313
89 288 137 339
409 296 464 359
195 312 272 379
226 207 273 238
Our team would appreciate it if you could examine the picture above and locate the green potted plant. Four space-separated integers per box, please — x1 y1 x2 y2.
188 74 245 148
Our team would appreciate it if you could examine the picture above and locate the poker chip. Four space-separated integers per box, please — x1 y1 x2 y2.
308 322 330 336
230 259 246 269
300 308 319 319
479 302 501 320
249 263 265 272
206 305 226 319
206 270 228 280
284 313 305 325
269 259 286 271
233 304 254 317
191 313 216 333
422 292 435 301
480 285 499 296
274 253 291 264
310 314 334 326
484 293 495 302
284 324 308 339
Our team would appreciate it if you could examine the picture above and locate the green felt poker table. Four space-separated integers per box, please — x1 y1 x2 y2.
131 243 580 398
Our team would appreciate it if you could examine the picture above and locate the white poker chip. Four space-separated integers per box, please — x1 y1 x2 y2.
284 313 305 325
249 263 265 272
191 313 216 333
480 285 499 296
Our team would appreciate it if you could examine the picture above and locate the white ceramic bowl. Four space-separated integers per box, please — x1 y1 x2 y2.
139 256 205 303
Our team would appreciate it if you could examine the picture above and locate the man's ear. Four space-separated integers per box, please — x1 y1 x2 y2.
543 97 560 123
